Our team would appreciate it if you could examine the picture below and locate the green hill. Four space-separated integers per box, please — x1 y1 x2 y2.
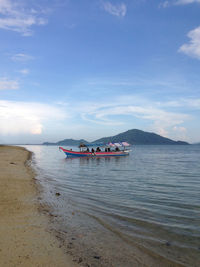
93 129 189 145
43 129 189 146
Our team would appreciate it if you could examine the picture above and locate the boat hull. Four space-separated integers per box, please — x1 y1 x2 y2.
59 147 129 157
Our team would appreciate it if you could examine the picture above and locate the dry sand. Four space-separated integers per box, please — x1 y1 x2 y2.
0 145 77 267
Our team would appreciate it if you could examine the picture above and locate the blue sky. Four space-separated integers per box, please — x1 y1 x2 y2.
0 0 200 144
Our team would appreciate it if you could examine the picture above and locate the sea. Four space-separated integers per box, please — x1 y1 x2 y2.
24 145 200 267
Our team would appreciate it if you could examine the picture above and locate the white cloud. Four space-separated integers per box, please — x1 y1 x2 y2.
172 126 187 140
184 98 200 109
0 77 19 90
0 0 47 35
179 26 200 59
160 0 200 7
11 53 34 62
173 126 186 131
102 2 127 17
175 0 200 5
162 98 200 109
159 1 170 8
18 68 29 75
0 100 68 135
78 97 190 139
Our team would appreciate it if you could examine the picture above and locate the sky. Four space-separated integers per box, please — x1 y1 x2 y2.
0 0 200 144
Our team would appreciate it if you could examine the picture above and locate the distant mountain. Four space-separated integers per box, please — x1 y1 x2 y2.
93 129 189 145
43 139 89 146
43 129 189 146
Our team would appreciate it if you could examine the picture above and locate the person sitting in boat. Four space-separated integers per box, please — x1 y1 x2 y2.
108 147 110 152
115 147 120 151
96 147 101 152
105 148 108 152
91 148 95 153
86 148 89 152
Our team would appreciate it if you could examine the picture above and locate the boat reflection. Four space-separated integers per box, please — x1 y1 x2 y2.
63 154 127 166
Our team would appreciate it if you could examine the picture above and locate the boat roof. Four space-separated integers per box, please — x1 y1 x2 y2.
79 143 104 148
79 141 130 147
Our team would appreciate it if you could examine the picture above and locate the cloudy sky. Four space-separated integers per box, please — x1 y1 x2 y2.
0 0 200 144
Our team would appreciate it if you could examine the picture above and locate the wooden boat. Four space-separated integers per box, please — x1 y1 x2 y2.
59 143 130 158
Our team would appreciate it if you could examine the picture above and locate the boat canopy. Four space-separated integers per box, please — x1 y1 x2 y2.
79 143 104 147
79 141 130 148
108 142 130 147
121 141 130 146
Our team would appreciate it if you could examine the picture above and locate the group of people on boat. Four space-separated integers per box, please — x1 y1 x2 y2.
86 147 103 152
84 146 120 153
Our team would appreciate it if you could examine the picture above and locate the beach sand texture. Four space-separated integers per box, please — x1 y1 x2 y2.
0 145 77 267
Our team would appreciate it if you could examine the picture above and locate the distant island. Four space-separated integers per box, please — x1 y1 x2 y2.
43 129 189 146
43 139 88 146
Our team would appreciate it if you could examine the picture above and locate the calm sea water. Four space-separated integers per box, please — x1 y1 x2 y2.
25 145 200 266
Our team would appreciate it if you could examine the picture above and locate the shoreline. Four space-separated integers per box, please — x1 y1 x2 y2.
0 145 77 267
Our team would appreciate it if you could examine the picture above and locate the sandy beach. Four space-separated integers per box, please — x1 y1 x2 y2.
0 145 77 267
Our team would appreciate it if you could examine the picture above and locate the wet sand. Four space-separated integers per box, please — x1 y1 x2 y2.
0 145 77 267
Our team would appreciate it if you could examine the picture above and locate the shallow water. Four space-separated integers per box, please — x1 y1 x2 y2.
25 145 200 266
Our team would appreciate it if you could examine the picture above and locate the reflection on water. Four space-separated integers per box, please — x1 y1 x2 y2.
24 145 200 266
